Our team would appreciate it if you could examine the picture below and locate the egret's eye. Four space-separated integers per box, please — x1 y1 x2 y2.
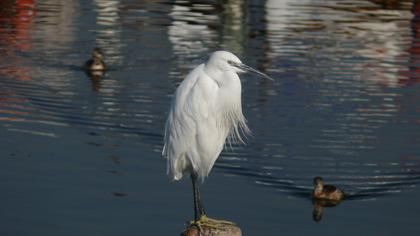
227 60 241 68
227 60 235 66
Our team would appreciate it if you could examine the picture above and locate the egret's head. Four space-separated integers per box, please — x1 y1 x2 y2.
207 51 274 81
207 51 242 72
92 47 104 59
313 176 324 186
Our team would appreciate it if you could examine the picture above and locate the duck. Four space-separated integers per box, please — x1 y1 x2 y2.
312 176 344 202
84 47 106 71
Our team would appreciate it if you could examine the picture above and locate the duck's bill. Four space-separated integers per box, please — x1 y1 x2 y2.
229 61 274 81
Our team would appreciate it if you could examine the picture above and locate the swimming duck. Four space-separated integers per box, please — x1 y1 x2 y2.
84 47 106 71
312 176 344 202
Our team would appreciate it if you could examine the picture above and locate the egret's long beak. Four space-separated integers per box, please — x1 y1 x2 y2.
228 61 274 81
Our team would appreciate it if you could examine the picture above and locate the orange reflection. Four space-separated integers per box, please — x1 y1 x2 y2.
404 0 420 86
0 0 35 81
0 0 35 122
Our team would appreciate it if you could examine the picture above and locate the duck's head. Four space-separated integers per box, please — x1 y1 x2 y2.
91 47 104 60
313 176 324 187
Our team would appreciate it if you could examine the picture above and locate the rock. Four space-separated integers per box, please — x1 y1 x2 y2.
181 222 242 236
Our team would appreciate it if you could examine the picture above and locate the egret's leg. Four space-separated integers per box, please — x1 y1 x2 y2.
195 177 206 217
191 173 205 221
190 174 235 230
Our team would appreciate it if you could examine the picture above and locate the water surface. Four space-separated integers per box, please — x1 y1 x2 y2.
0 0 419 235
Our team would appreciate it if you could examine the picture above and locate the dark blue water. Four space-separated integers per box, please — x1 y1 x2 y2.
1 0 419 235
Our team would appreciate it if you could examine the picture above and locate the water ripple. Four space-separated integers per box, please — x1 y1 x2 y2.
0 0 419 204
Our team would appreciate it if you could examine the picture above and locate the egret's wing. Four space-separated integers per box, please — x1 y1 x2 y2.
163 64 218 180
163 64 202 156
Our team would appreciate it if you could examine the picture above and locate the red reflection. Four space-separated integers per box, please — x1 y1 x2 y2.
404 0 420 86
370 0 406 9
0 0 35 81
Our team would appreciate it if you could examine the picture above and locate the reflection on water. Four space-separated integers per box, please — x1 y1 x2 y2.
32 0 78 59
232 0 420 203
168 0 255 76
0 0 420 233
312 198 342 222
220 0 249 53
168 0 219 80
93 0 123 65
0 0 35 81
85 69 105 91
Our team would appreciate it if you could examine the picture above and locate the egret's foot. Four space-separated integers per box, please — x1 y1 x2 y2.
189 220 204 233
189 215 236 232
200 215 236 226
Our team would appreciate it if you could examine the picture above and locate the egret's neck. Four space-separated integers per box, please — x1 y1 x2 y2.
204 64 249 145
205 57 242 83
204 63 224 84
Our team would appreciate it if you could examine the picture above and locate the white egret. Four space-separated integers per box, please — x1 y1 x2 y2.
162 51 273 227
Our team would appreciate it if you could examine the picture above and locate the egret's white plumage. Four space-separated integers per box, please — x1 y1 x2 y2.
163 51 273 223
163 51 251 181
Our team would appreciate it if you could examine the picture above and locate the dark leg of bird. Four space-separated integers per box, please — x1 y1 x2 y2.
190 173 236 230
191 173 199 221
191 173 205 221
196 178 206 217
